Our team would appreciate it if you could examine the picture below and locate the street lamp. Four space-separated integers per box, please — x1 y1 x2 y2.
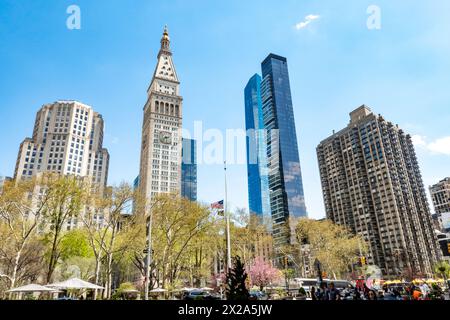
224 161 231 272
216 278 224 300
314 258 324 287
144 213 153 300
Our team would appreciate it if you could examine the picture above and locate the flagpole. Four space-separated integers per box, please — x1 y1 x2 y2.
224 161 232 272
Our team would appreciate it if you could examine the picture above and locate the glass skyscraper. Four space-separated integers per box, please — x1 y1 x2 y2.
181 138 197 202
260 54 307 248
244 74 271 225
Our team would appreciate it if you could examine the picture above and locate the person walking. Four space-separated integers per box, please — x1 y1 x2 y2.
326 282 341 301
420 283 430 299
316 282 328 300
412 286 422 300
367 290 378 300
310 287 317 301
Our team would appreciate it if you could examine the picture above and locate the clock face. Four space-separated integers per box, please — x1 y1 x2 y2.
159 131 172 144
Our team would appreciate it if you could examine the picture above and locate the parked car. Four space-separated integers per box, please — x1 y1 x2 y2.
184 290 220 300
293 278 320 299
56 296 78 300
249 291 268 300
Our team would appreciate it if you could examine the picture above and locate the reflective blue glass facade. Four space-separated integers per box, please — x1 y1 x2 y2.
133 175 140 191
261 54 307 246
244 74 271 225
181 138 197 202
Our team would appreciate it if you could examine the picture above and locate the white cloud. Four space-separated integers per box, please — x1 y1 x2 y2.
105 134 120 145
295 14 320 30
411 134 427 147
412 135 450 155
428 137 450 155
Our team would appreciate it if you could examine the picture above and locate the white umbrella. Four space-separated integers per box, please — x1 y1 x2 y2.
150 288 167 293
47 278 104 290
7 284 57 293
201 287 214 291
122 289 139 293
172 287 195 292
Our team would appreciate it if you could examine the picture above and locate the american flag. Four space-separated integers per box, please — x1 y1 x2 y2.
211 200 224 210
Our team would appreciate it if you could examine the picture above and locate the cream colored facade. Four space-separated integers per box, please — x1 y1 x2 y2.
14 100 109 193
430 178 450 215
12 101 110 231
317 106 441 278
139 27 183 204
0 176 12 194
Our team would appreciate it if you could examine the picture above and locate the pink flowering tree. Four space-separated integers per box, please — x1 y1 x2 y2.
249 257 281 291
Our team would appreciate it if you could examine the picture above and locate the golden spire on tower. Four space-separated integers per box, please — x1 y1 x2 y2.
160 25 171 54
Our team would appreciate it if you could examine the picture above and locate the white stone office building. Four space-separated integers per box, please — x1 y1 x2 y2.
139 27 183 204
14 100 110 192
12 101 110 231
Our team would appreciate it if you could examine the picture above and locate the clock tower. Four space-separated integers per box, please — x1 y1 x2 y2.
139 26 183 204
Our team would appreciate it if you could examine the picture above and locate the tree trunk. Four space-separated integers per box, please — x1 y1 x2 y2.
10 247 23 290
104 252 113 299
93 255 102 300
46 231 60 283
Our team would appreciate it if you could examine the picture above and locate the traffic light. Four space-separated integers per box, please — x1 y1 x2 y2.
284 256 289 268
360 256 367 266
447 243 450 254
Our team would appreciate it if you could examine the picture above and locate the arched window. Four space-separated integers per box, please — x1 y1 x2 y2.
175 105 179 117
155 101 159 113
170 104 174 115
165 103 169 114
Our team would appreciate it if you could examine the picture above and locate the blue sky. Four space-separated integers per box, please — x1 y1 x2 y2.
1 0 450 219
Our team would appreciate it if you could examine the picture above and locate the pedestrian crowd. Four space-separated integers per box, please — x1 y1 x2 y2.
306 281 448 301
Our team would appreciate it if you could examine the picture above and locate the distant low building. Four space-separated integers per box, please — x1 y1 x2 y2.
430 178 450 214
254 229 274 265
0 176 12 194
432 212 450 233
442 212 450 232
436 231 450 262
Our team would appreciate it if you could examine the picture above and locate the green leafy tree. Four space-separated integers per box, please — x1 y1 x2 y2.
434 261 450 281
295 218 367 279
81 183 139 299
0 178 48 291
148 194 213 289
229 209 273 267
111 282 138 300
57 256 96 281
41 174 86 283
282 268 296 290
226 256 249 300
60 229 93 261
